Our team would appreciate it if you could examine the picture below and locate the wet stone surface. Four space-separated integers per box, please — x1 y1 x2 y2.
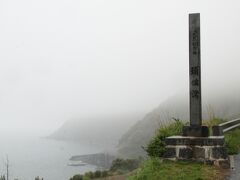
228 155 240 180
193 146 205 159
163 148 176 158
179 148 193 159
165 136 225 146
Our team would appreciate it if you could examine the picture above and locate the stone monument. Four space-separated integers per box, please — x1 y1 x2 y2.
183 13 209 137
163 13 229 167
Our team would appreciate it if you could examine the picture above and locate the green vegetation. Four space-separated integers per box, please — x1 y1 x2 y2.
129 118 233 180
69 174 84 180
128 158 224 180
203 118 226 135
146 120 184 157
69 170 108 180
69 158 141 180
203 117 240 155
225 128 240 154
110 158 142 174
146 118 240 158
35 177 43 180
70 118 240 180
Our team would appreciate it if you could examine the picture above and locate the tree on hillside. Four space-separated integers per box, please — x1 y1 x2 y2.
35 176 43 180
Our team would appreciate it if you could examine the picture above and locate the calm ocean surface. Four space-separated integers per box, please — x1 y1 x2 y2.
0 134 104 180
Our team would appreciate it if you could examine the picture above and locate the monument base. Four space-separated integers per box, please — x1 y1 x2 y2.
182 125 209 137
163 136 230 168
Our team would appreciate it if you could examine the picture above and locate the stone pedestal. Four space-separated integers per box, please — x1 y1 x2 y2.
163 13 230 169
182 125 209 137
164 136 230 168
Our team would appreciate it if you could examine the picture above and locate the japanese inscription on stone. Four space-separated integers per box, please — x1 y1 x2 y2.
189 13 202 126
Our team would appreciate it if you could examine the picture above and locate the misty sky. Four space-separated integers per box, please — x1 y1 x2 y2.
0 0 240 134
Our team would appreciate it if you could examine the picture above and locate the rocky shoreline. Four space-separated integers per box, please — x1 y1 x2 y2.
70 153 116 169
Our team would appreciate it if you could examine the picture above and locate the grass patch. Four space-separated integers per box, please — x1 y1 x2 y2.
110 158 142 174
225 128 240 155
128 158 224 180
69 158 142 180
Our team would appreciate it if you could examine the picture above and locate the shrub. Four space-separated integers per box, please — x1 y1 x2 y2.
110 158 141 173
94 171 101 178
146 120 184 157
101 170 108 177
128 158 221 180
69 174 83 180
71 170 110 180
84 171 94 179
35 177 43 180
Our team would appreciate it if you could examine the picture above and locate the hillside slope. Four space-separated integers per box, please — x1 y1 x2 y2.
48 113 142 148
117 87 240 158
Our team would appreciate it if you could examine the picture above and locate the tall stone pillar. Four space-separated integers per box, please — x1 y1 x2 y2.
183 13 209 137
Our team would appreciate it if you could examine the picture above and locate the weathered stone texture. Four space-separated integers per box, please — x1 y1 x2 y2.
182 125 209 137
212 147 228 159
163 148 176 158
165 136 224 146
193 146 205 159
179 148 193 159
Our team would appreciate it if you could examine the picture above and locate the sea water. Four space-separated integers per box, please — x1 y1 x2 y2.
0 134 104 180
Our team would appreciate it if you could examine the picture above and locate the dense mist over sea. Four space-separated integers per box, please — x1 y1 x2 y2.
0 0 240 179
0 133 103 180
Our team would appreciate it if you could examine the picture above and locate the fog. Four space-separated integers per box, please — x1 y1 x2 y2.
0 0 240 135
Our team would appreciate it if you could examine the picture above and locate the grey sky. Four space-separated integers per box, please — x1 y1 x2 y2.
0 0 239 134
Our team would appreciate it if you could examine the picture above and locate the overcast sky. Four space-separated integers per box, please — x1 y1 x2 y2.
0 0 239 134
